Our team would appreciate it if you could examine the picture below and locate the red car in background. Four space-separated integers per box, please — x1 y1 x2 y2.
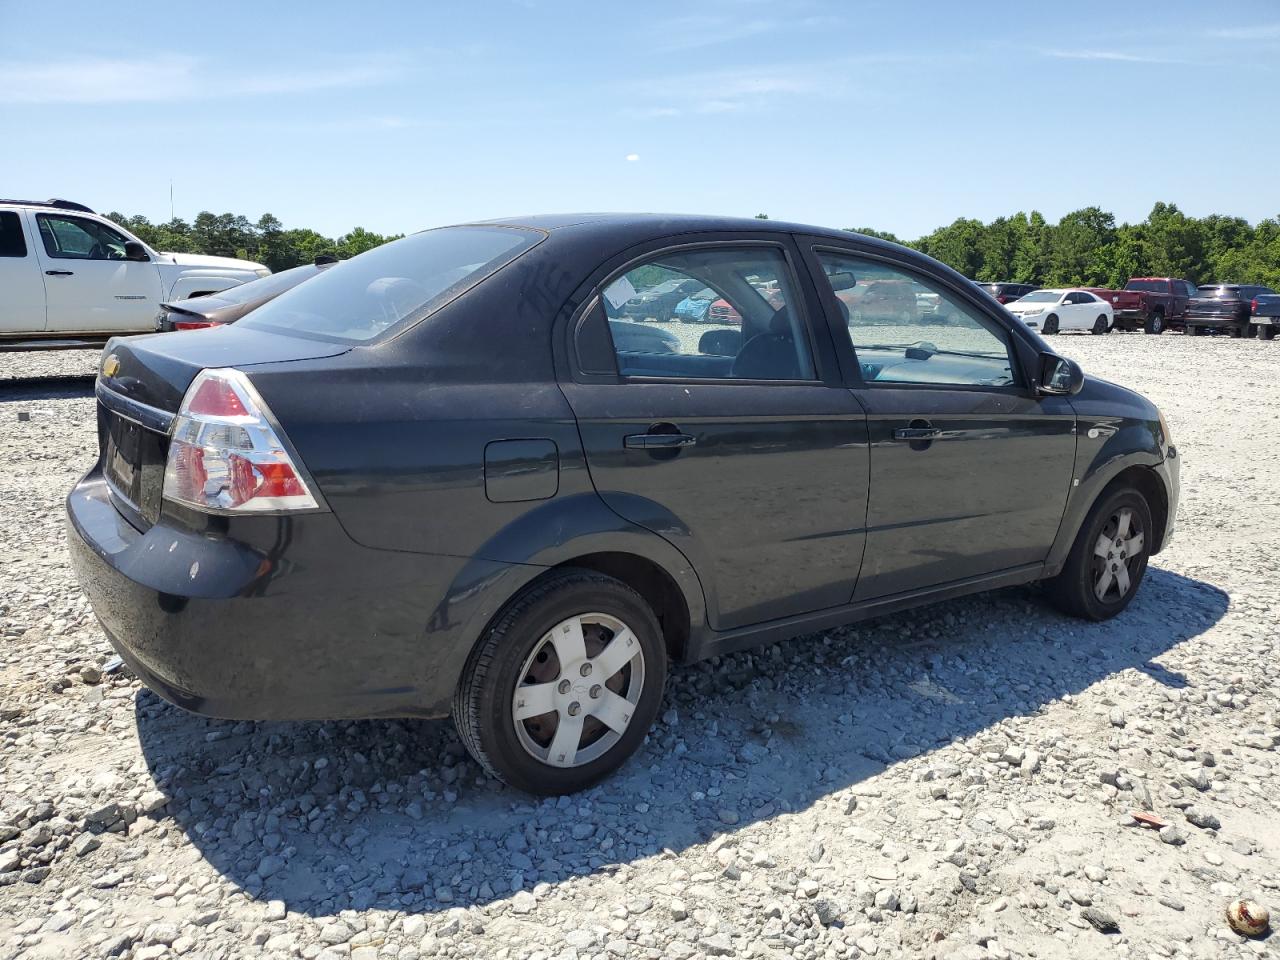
707 298 742 324
1087 277 1197 334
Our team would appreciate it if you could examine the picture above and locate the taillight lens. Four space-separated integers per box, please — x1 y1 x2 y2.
172 319 221 331
1252 299 1259 314
163 368 319 513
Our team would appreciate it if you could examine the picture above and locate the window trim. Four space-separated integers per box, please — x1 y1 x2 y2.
808 243 1028 394
35 212 130 261
570 239 826 387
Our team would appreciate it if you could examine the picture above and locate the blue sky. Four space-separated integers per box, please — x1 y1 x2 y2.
2 0 1278 240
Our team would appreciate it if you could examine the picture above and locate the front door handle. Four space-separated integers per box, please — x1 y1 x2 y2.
624 432 697 449
893 427 942 441
45 269 74 276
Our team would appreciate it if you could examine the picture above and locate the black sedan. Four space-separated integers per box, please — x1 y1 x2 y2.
156 257 337 331
68 214 1179 795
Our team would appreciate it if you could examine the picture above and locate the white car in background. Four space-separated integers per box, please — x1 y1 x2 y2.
1005 288 1114 335
0 198 268 351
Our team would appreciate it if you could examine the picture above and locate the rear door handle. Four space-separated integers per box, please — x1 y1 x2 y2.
893 427 942 441
45 269 74 276
624 432 697 449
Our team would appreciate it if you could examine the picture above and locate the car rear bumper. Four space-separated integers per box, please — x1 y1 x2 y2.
1184 314 1245 325
66 469 493 721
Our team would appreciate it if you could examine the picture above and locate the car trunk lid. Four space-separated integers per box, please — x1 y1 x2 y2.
96 326 349 528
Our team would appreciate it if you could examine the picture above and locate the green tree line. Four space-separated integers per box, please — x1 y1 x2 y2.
106 202 1280 288
104 211 403 272
847 202 1280 288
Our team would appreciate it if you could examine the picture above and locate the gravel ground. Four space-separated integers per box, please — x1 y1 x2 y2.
1 333 1278 960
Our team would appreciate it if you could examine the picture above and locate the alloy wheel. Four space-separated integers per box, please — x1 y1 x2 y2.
512 613 645 768
1092 507 1145 603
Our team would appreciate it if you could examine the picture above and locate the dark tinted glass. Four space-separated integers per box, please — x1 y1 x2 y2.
0 211 26 257
1126 280 1167 293
203 264 319 307
1195 286 1240 299
241 226 544 343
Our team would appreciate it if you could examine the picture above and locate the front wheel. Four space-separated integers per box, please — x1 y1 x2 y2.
1042 314 1059 335
1044 487 1152 621
1091 315 1109 335
453 570 667 795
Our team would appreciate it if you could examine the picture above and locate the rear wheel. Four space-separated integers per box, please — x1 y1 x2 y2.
1043 314 1059 335
1228 323 1243 338
453 570 667 795
1045 487 1152 621
1187 324 1203 337
1144 311 1165 335
1260 326 1277 341
1091 315 1109 335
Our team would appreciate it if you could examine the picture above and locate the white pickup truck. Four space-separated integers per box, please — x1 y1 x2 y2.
0 199 268 350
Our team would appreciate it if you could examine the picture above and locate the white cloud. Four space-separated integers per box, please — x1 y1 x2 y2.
0 54 406 104
1042 49 1183 64
625 55 912 116
1209 22 1280 40
625 153 640 162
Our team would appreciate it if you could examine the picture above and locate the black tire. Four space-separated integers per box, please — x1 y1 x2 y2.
1187 324 1202 336
453 569 667 795
1245 324 1257 338
1043 314 1059 335
1144 311 1165 335
1260 326 1277 341
1091 315 1109 335
1044 487 1152 621
1228 323 1243 339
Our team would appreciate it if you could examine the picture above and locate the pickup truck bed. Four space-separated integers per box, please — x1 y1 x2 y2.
1251 294 1280 341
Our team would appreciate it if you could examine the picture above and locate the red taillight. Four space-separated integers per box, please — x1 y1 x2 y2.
996 295 1012 304
172 319 219 331
1253 299 1260 314
163 369 319 513
186 375 249 417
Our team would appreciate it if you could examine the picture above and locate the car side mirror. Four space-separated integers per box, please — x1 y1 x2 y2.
699 329 741 356
1039 353 1084 396
123 240 150 262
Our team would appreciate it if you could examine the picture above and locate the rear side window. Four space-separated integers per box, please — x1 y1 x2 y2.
0 211 27 257
596 246 815 381
240 226 544 343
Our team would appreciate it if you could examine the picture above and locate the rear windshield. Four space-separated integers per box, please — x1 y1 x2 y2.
205 264 320 307
1195 286 1240 299
240 226 544 343
1124 280 1167 292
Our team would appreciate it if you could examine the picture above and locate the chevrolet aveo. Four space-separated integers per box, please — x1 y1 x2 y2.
67 214 1179 795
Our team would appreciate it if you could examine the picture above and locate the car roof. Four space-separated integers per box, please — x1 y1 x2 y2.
466 212 867 245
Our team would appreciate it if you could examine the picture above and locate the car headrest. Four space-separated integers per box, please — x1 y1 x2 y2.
769 306 792 336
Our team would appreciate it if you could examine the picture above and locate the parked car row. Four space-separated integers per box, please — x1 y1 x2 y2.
977 275 1280 340
0 198 267 351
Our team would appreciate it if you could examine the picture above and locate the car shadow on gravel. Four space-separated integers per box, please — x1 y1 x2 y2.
133 566 1226 918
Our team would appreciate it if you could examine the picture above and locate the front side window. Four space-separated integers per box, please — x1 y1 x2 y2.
0 212 27 257
37 214 129 260
241 226 544 343
598 246 814 380
816 252 1016 388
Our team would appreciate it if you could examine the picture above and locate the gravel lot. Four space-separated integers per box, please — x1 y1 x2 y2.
1 333 1278 960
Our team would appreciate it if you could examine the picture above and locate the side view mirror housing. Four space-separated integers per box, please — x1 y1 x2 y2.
123 240 150 262
1038 352 1084 396
699 329 742 356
